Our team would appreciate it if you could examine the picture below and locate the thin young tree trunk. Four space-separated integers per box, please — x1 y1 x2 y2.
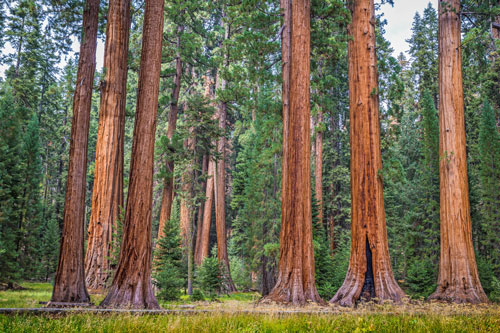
262 0 322 306
429 0 488 304
100 0 164 309
48 0 99 306
330 0 405 307
157 25 184 244
85 0 131 293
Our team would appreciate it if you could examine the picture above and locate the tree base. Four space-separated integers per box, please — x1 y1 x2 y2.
100 283 160 309
429 285 489 304
259 275 325 306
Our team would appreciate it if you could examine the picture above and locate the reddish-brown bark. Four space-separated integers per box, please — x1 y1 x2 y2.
157 25 184 244
493 0 500 40
100 0 164 309
428 0 488 304
194 157 214 266
213 14 236 293
48 0 99 306
262 0 322 306
314 110 323 224
194 154 208 264
85 0 131 293
330 0 405 307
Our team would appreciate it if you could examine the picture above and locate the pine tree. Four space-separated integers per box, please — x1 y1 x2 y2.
478 100 500 279
153 218 184 301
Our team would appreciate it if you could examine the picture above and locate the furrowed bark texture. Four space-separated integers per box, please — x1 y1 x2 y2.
330 0 405 307
194 154 207 261
157 25 184 244
100 0 164 309
214 15 236 293
49 0 99 305
194 77 215 267
195 157 214 266
429 0 488 304
85 0 131 293
262 0 322 306
315 110 323 223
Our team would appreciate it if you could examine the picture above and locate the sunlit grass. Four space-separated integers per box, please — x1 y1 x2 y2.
1 312 499 332
1 282 499 332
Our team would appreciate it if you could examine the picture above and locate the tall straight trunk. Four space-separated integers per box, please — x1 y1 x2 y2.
330 0 405 307
214 14 236 293
48 0 99 306
100 0 164 309
315 109 323 223
262 0 321 306
179 135 195 295
429 0 488 304
194 154 208 263
85 0 131 293
157 25 184 244
195 157 215 266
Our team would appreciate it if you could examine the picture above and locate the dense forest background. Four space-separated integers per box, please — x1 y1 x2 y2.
0 0 499 301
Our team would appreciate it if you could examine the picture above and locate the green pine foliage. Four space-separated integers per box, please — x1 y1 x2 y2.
153 218 184 301
478 100 500 280
196 249 221 299
312 192 335 300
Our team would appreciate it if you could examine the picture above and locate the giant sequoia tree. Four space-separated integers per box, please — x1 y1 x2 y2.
49 0 99 306
428 0 488 304
330 0 405 307
85 0 131 293
262 0 322 305
100 0 164 309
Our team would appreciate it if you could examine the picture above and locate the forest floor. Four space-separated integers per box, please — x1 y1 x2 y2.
0 282 499 332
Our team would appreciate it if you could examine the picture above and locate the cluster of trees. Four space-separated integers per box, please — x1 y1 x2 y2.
0 0 499 307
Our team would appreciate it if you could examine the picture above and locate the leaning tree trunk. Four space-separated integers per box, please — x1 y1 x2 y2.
262 0 322 306
48 0 99 306
428 0 488 304
100 0 164 309
156 25 184 245
330 0 405 307
85 0 131 293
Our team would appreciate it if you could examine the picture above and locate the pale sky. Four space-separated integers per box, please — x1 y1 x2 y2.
1 1 438 78
379 0 439 57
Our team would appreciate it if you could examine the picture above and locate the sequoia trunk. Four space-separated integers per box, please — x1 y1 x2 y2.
49 0 99 306
428 0 488 304
262 0 322 305
157 25 184 244
85 0 131 293
315 109 323 223
214 14 236 293
195 157 214 266
330 0 405 307
100 0 164 309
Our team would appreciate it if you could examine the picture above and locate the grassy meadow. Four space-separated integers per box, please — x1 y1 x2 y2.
0 282 499 332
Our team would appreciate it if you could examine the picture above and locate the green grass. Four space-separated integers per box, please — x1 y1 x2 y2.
1 313 499 332
1 283 499 332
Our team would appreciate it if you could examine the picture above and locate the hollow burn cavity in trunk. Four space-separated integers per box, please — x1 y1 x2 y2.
359 237 375 302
